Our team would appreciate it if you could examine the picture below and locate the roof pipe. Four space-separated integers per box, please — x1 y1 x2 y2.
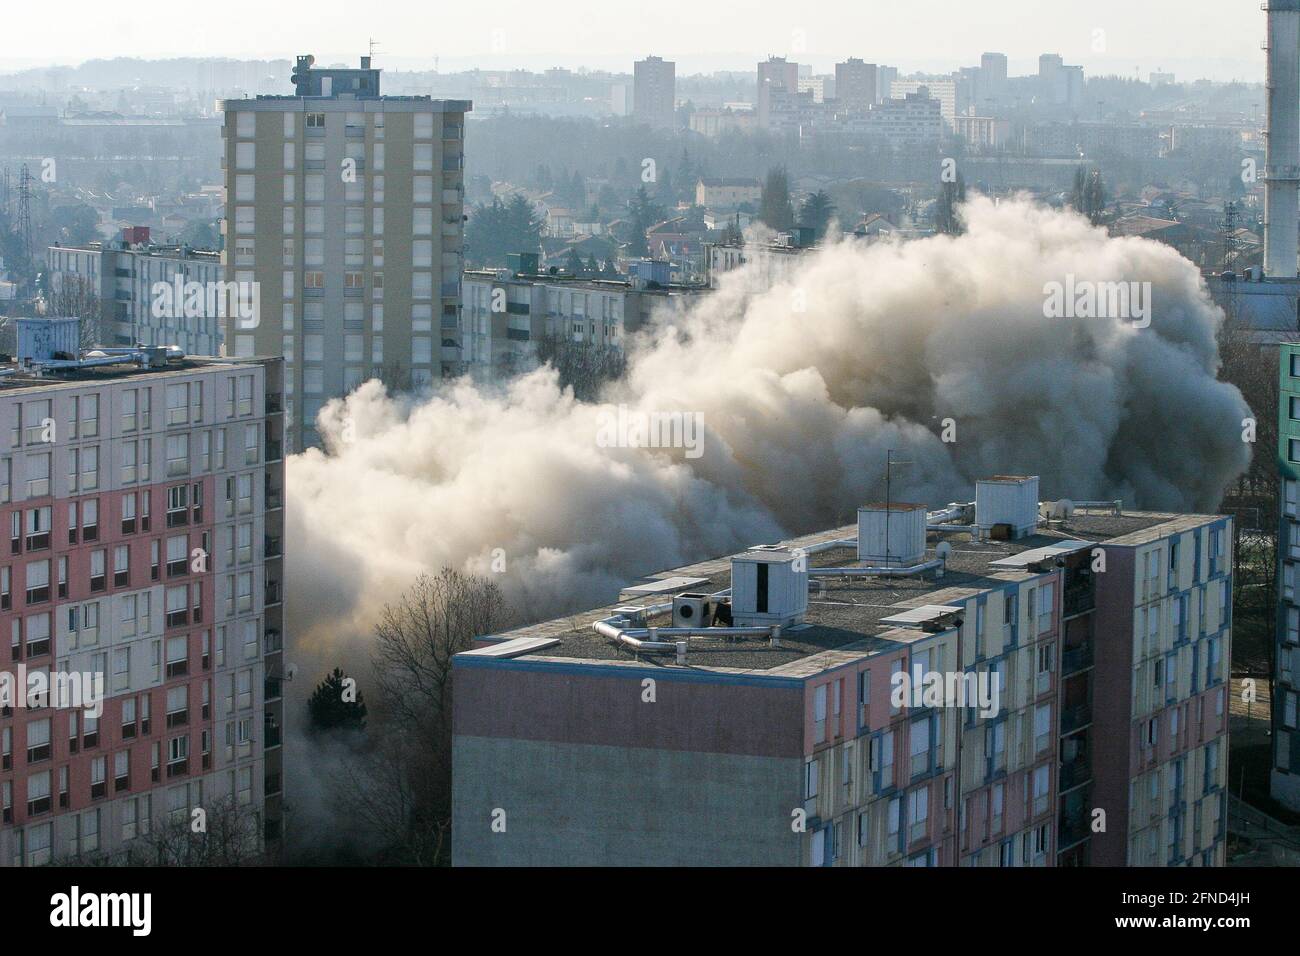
807 558 945 578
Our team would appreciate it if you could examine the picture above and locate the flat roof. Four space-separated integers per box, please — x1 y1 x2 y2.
0 355 278 392
467 507 1220 674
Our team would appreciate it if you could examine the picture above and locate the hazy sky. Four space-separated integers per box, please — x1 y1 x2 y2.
0 0 1269 80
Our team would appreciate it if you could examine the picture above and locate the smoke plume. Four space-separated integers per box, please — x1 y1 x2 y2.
285 195 1250 671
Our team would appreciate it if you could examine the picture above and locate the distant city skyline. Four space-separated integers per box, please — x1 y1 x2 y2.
0 0 1270 82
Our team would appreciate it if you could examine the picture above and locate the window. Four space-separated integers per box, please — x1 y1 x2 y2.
90 757 106 799
26 718 50 762
27 770 51 815
25 560 49 604
166 586 188 628
166 685 188 728
166 635 188 678
89 551 105 592
113 545 130 587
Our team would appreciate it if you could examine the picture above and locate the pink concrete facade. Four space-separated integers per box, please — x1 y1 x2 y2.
0 357 285 866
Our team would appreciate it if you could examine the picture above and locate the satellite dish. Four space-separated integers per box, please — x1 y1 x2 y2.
935 541 953 561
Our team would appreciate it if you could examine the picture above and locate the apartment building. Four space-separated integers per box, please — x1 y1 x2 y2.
452 476 1231 866
757 57 800 129
633 56 675 130
847 92 943 149
221 54 470 451
46 233 224 356
1275 345 1300 811
835 58 877 113
889 79 957 129
460 259 707 382
0 318 285 865
694 178 761 210
704 230 817 289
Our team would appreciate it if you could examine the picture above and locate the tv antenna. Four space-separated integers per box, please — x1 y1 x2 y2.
882 449 912 567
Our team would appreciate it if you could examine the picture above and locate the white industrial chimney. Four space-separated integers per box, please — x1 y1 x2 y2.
1265 1 1300 278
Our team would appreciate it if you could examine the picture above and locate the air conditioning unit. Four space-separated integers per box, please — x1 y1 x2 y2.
673 593 713 628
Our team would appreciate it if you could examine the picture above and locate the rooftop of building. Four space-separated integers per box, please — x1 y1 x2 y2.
461 268 706 293
0 335 277 392
48 239 221 261
466 507 1218 676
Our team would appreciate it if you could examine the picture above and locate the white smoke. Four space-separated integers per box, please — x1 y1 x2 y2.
284 195 1250 669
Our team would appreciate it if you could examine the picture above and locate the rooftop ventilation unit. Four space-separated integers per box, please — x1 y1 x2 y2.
975 475 1040 540
672 593 714 628
17 317 80 366
730 549 808 628
857 502 927 566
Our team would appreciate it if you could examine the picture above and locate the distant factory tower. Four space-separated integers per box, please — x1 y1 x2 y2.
1265 1 1300 277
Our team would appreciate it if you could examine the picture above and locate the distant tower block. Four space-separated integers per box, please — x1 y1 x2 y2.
1265 1 1300 277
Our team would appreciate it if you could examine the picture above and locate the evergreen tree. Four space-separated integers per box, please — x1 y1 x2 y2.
760 167 796 231
625 186 664 258
799 189 836 238
934 173 967 236
307 667 368 733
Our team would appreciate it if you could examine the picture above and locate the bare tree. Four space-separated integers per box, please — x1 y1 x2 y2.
51 795 265 867
45 275 104 350
371 568 510 729
534 329 628 401
323 569 511 865
1217 315 1280 679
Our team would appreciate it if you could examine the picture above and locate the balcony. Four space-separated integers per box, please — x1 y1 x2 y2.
1060 703 1092 734
1059 759 1092 791
265 535 282 559
1063 585 1095 618
267 441 282 462
265 582 282 606
1058 817 1090 851
265 676 282 701
1061 642 1094 676
267 393 282 414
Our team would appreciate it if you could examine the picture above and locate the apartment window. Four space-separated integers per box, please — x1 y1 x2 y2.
27 770 51 815
88 550 105 593
166 586 189 628
25 559 49 604
90 757 106 799
166 536 188 578
26 452 50 497
166 685 188 728
166 635 188 678
26 718 50 763
111 545 129 588
167 484 189 527
114 750 129 791
122 389 138 432
24 507 50 552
